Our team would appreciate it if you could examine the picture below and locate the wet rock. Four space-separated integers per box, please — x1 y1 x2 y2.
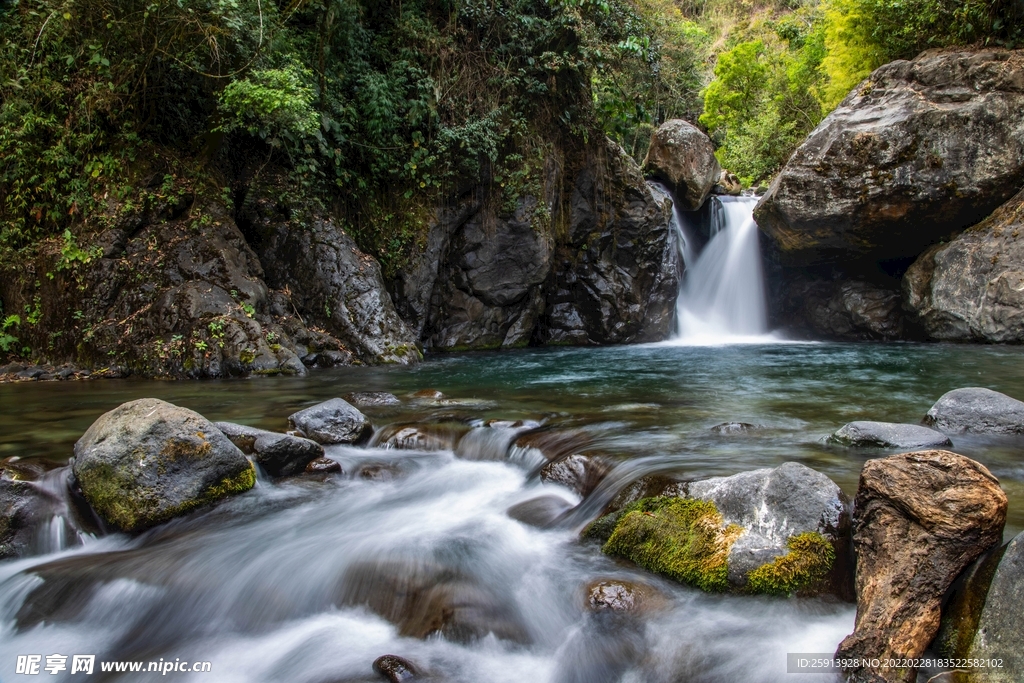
774 272 905 341
338 559 530 644
252 432 323 477
756 49 1024 267
539 454 609 497
584 580 662 614
72 398 255 532
305 457 342 474
828 421 952 449
345 392 402 408
604 474 687 515
513 429 594 463
371 423 467 451
242 195 420 365
289 398 372 445
411 389 445 400
904 188 1024 342
357 463 403 482
372 655 419 683
506 495 574 528
0 478 61 559
213 422 264 453
924 387 1024 434
591 463 850 596
642 119 721 210
835 450 1007 683
709 422 760 434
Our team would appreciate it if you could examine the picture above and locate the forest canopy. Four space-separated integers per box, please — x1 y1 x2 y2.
0 0 1019 262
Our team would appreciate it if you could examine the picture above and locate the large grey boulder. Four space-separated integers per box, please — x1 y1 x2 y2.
829 421 952 449
904 188 1024 342
642 119 721 210
924 387 1024 434
288 398 372 445
684 462 849 589
72 399 255 532
243 196 421 365
755 49 1024 266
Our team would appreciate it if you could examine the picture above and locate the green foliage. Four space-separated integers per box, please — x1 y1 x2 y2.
745 531 836 595
0 314 20 353
217 64 320 154
601 496 744 592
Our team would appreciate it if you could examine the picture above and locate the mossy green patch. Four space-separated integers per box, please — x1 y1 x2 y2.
745 531 835 596
601 497 743 593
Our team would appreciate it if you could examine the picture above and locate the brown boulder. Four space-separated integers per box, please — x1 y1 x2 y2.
642 119 721 210
836 450 1007 683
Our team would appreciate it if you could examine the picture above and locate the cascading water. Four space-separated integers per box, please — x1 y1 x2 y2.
658 184 773 344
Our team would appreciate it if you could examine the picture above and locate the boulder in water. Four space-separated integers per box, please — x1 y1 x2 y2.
371 422 467 451
923 387 1024 434
539 454 609 497
587 462 850 596
305 457 342 474
288 398 372 445
506 495 574 528
215 421 324 476
835 450 1007 683
642 119 721 210
828 421 952 449
755 49 1024 266
72 399 255 532
0 478 61 559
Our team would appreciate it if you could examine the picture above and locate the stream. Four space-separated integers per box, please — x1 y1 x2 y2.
1 342 1023 682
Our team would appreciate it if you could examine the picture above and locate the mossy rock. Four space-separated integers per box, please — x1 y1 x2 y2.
745 531 836 596
72 398 255 531
600 497 743 593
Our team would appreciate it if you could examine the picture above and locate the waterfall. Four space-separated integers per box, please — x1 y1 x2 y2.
660 186 773 344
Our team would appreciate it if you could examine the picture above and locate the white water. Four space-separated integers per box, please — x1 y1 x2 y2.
665 191 776 345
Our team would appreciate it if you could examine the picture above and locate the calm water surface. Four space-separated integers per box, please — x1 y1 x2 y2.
0 342 1021 682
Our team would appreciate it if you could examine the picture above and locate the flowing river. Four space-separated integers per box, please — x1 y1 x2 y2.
1 342 1023 682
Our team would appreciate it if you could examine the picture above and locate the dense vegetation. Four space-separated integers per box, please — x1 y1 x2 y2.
0 0 1019 274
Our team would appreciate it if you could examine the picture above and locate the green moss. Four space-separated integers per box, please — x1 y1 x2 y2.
582 510 624 544
745 531 836 596
601 497 743 593
202 461 257 500
238 348 256 364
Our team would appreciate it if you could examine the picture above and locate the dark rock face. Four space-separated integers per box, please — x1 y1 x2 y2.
835 450 1007 683
924 387 1024 434
642 119 721 210
772 271 905 340
243 200 421 364
904 188 1024 342
388 139 680 351
828 421 952 449
72 399 255 532
288 398 373 445
756 49 1024 267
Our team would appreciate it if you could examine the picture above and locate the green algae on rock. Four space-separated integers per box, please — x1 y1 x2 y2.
745 531 836 596
601 497 743 593
72 398 256 532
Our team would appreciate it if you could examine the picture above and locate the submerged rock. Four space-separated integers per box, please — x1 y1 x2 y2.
372 655 419 683
709 422 761 434
642 119 721 210
904 188 1024 342
338 558 529 644
835 450 1007 683
72 399 255 532
756 49 1024 267
828 421 952 449
506 495 574 528
371 422 467 451
924 387 1024 434
587 463 849 596
584 579 663 614
539 454 609 497
345 392 402 408
288 398 372 445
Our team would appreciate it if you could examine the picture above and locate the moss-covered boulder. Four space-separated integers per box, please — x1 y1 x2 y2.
72 398 255 532
587 462 850 596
